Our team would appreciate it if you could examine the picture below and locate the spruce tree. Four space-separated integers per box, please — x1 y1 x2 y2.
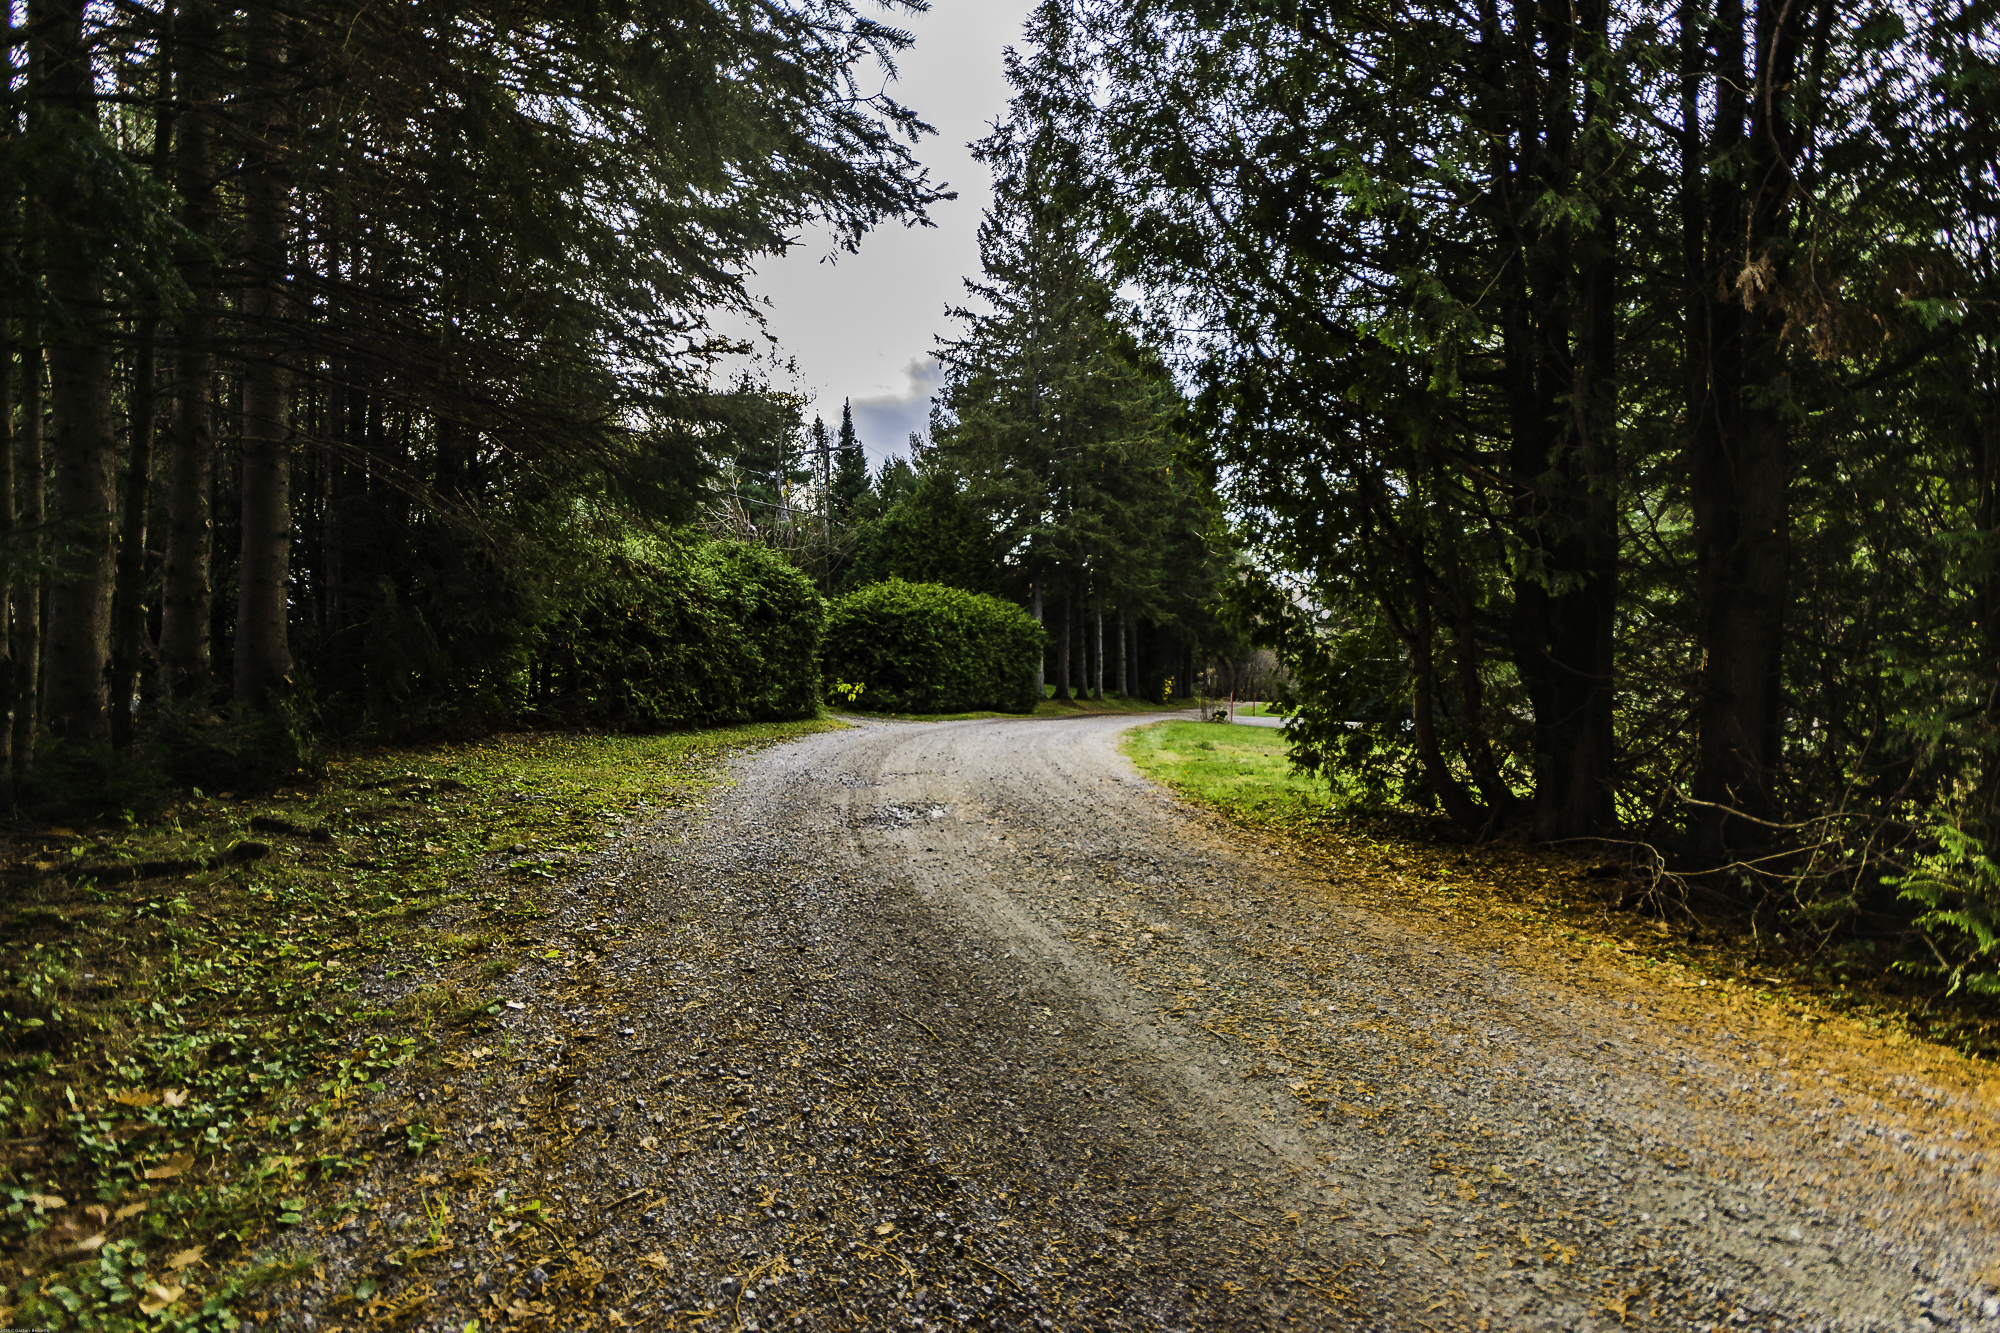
833 399 870 520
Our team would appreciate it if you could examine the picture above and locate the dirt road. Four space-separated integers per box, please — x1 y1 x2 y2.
301 714 2000 1332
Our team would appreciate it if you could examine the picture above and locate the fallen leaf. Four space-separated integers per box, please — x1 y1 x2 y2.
114 1202 148 1221
146 1152 195 1180
109 1089 162 1108
161 1088 190 1109
69 1232 107 1253
138 1281 185 1315
504 1001 526 1011
86 1205 108 1225
24 1193 66 1211
637 1252 673 1270
638 1135 659 1150
1485 1164 1511 1182
873 1223 895 1236
166 1245 206 1271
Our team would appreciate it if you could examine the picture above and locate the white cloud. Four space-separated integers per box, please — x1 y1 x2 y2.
849 357 943 463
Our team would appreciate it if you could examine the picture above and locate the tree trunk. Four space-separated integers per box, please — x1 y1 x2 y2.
1980 342 2000 820
1117 607 1127 697
111 50 174 751
0 325 15 802
1093 590 1104 700
160 0 217 707
1390 577 1488 828
37 0 116 744
110 318 158 751
14 336 43 774
1686 0 1800 859
233 3 294 708
1055 591 1071 701
1030 575 1044 701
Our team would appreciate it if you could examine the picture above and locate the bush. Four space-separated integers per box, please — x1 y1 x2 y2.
824 579 1044 714
531 534 823 728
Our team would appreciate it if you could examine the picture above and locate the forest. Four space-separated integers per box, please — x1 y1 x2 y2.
2 0 1232 809
11 0 2000 989
980 0 2000 991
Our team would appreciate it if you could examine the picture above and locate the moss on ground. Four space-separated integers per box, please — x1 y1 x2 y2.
0 716 840 1330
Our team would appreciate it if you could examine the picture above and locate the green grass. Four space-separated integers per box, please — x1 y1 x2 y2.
0 715 841 1330
1236 701 1287 718
1121 720 1336 823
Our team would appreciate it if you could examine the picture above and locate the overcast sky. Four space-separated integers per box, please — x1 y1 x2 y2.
711 1 1038 467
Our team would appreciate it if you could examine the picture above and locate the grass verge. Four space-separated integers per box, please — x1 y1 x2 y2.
0 716 840 1330
1123 720 2000 1064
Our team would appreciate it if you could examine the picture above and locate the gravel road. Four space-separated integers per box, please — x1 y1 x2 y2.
295 714 2000 1332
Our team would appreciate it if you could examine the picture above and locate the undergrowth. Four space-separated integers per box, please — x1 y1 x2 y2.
1124 719 2000 1064
0 717 838 1329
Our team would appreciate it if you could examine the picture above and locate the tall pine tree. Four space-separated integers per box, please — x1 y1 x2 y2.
832 398 870 521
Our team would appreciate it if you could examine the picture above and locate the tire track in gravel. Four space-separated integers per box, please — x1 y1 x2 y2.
654 712 2000 1332
297 713 2000 1332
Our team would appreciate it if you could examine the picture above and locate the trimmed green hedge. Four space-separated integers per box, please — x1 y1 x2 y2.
535 535 823 728
824 579 1044 713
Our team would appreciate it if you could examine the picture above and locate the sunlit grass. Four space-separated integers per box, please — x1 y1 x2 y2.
1121 720 1341 823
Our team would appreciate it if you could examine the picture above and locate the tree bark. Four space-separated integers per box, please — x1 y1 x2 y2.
14 336 43 774
37 0 116 744
1486 0 1619 841
1686 0 1800 859
1030 575 1044 701
1117 607 1127 697
0 325 15 802
111 38 174 751
1055 591 1071 701
1091 587 1103 700
159 0 217 707
233 3 294 708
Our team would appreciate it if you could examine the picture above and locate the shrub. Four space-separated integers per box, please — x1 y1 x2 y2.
824 579 1044 714
532 535 823 728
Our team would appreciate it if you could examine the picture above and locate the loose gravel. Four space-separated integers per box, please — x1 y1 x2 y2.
273 713 2000 1332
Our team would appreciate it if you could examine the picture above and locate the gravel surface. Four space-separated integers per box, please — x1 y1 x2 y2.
279 714 2000 1332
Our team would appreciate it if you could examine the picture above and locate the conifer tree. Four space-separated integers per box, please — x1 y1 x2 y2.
833 399 870 520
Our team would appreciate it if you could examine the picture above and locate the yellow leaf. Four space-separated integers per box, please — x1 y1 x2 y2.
146 1152 194 1180
109 1089 162 1108
69 1233 107 1254
114 1202 147 1221
24 1194 66 1211
138 1282 185 1315
637 1252 673 1270
86 1205 108 1226
873 1223 895 1236
161 1088 190 1109
166 1245 206 1271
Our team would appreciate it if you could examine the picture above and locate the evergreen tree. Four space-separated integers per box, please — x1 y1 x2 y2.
832 398 870 520
3 0 948 771
933 4 1211 701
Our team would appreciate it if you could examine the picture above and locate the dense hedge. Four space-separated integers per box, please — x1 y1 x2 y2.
534 535 823 728
824 579 1044 713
